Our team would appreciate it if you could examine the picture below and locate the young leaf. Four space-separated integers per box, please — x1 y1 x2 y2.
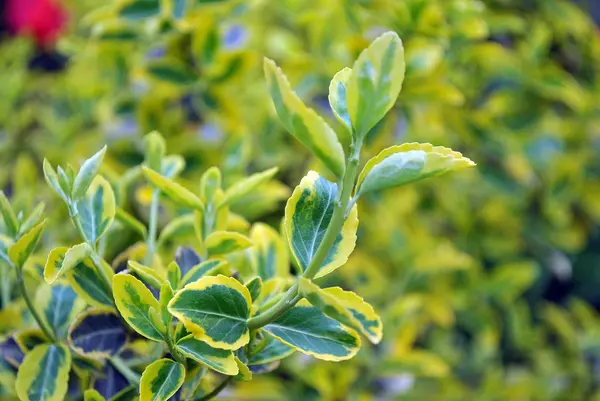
285 171 358 278
57 166 73 198
72 146 107 200
346 31 406 138
264 58 346 178
355 143 476 196
219 167 278 207
66 259 114 308
161 155 185 179
247 333 294 365
200 167 222 205
159 282 173 327
234 356 252 381
142 167 204 210
328 67 353 133
167 261 181 289
43 159 68 202
35 283 84 339
205 231 252 256
75 176 116 244
250 223 289 280
168 275 251 350
245 277 262 302
84 389 106 401
19 203 46 238
176 335 238 375
299 277 383 344
113 273 165 341
140 359 185 401
144 131 166 172
263 302 360 361
44 243 92 284
128 261 165 290
179 259 227 287
9 220 46 268
68 308 127 359
115 208 148 239
16 344 71 401
0 191 19 237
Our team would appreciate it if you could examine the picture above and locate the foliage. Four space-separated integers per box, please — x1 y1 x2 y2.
1 0 600 400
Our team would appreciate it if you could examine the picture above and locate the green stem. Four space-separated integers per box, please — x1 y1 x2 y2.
196 376 233 401
166 335 186 365
145 189 160 266
16 267 57 342
247 142 362 330
110 356 141 384
1 263 10 308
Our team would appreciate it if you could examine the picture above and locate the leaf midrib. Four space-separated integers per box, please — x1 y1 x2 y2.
172 308 246 322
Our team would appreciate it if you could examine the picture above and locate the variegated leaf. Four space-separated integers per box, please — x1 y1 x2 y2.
219 167 278 207
9 220 46 268
44 243 92 284
356 143 476 196
346 31 405 138
249 223 289 280
16 344 71 401
75 176 115 244
142 167 204 210
68 308 127 358
205 231 252 257
264 58 345 178
168 275 251 350
328 67 353 133
66 259 114 308
285 171 358 278
35 283 85 339
140 359 185 401
176 335 238 375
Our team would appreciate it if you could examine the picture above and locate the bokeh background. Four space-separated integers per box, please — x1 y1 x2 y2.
2 0 600 400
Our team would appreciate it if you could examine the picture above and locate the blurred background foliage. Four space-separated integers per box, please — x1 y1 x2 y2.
2 0 600 400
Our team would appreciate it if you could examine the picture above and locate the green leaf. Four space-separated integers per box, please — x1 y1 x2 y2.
205 231 252 257
245 277 262 302
219 167 279 207
180 259 227 287
167 262 181 289
113 273 165 341
19 203 46 238
9 220 46 268
44 243 92 284
168 275 251 350
263 301 360 361
142 167 204 210
120 0 161 20
346 31 406 138
75 176 116 244
57 166 74 198
200 167 222 205
16 344 71 401
161 155 185 179
43 159 68 202
0 191 19 237
247 333 294 365
115 208 148 239
35 283 84 339
72 146 107 200
356 143 476 196
157 214 195 246
264 58 345 178
250 223 289 280
143 131 166 172
299 277 383 344
328 67 353 133
66 259 114 308
128 261 165 290
234 356 252 381
147 59 198 86
159 282 174 327
67 308 127 359
285 171 358 278
84 389 106 401
176 335 238 375
140 359 185 401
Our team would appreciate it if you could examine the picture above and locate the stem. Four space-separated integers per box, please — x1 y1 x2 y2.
166 335 186 365
16 267 57 342
196 376 233 401
247 142 362 330
1 263 10 308
145 189 160 266
110 356 141 384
